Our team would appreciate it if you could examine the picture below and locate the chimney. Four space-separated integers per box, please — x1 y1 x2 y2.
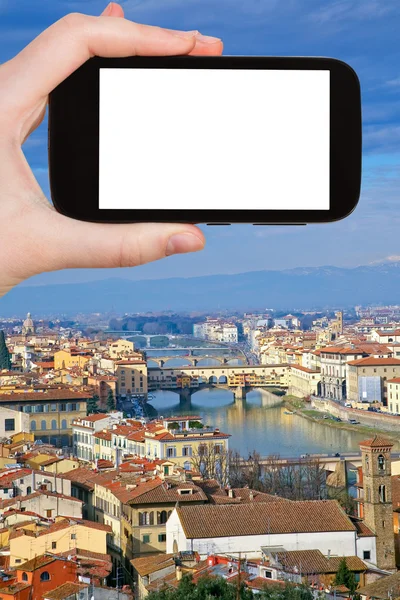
176 566 182 581
327 550 331 560
228 489 234 498
249 491 254 501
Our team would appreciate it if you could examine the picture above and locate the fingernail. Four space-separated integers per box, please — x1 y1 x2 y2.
166 233 204 256
195 32 221 44
101 2 113 15
170 30 199 39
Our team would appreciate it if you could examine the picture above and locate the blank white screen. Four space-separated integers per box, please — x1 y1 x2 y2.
99 68 330 210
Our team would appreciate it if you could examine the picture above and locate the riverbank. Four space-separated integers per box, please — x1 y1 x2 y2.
283 395 400 445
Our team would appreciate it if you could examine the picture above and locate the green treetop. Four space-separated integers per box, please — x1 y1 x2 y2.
334 557 357 596
107 389 116 411
0 330 11 371
87 394 99 415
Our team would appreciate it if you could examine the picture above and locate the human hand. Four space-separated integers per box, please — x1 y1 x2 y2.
0 2 223 298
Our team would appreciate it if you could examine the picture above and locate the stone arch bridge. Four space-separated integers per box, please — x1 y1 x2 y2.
148 364 289 405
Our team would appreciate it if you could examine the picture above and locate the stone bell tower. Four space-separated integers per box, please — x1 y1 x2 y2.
360 436 396 571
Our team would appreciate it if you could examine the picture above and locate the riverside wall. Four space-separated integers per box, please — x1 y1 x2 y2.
311 397 400 433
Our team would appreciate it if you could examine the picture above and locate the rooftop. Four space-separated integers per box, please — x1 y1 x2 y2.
176 500 355 539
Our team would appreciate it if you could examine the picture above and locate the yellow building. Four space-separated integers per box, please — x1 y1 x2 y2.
25 454 80 474
9 517 111 567
109 339 135 358
116 360 148 398
0 389 89 447
54 349 92 370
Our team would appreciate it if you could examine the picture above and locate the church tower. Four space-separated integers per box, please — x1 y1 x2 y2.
360 436 396 571
22 312 35 336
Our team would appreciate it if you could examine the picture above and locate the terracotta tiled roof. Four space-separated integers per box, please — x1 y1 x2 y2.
359 435 394 448
131 553 175 576
0 390 90 401
18 555 55 571
93 431 112 441
176 500 355 539
351 519 376 538
358 570 400 599
44 583 88 600
127 480 207 505
273 550 366 574
347 357 400 366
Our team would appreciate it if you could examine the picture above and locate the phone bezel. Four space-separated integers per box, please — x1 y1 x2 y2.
48 55 362 224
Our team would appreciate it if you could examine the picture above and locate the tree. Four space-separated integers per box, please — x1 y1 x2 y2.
0 330 11 371
87 394 99 415
189 421 203 429
334 557 357 596
107 389 115 412
168 422 180 430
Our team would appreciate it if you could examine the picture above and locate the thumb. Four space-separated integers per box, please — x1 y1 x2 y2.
34 210 205 272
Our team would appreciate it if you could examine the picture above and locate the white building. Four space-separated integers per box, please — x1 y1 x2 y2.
166 500 376 564
72 412 123 462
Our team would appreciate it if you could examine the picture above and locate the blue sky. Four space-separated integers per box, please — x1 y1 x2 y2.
2 0 400 285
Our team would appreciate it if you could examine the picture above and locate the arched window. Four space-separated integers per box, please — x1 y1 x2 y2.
158 510 168 525
40 571 50 582
167 510 172 519
379 484 386 503
183 461 191 471
31 420 36 431
51 420 57 430
26 486 32 495
41 420 47 431
378 454 385 472
61 419 67 430
22 573 28 581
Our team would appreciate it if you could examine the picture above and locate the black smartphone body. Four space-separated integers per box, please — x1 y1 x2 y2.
48 55 361 225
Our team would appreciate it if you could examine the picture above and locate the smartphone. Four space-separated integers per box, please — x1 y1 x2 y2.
48 55 361 225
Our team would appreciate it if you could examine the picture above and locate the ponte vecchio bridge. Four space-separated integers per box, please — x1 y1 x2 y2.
147 364 289 404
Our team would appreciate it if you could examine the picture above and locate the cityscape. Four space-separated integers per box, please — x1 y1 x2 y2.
0 306 400 598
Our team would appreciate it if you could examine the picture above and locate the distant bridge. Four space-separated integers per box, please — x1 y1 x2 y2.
240 452 400 476
147 355 246 368
148 364 289 403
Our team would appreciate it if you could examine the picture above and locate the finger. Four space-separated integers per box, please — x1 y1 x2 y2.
34 211 205 272
101 2 124 17
2 15 203 108
162 28 223 56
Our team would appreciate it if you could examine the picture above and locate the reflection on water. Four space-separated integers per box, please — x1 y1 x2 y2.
148 388 399 457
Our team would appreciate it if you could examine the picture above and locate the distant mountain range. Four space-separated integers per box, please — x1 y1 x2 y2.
2 261 400 316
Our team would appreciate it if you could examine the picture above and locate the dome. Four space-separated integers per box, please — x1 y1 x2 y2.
23 312 34 328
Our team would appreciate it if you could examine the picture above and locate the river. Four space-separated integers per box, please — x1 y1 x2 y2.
146 387 383 458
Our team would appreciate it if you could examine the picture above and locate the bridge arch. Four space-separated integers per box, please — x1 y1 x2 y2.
209 375 218 384
218 375 228 384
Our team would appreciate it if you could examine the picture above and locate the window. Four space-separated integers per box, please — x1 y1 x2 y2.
40 572 50 582
30 420 36 431
378 454 386 471
41 420 47 431
166 447 176 458
142 534 150 544
4 418 15 431
182 446 192 457
60 404 67 412
26 486 31 495
71 533 76 540
46 510 52 518
22 572 28 581
51 420 57 430
157 511 168 525
379 484 386 503
52 542 57 549
51 404 57 412
158 534 166 543
363 551 371 560
61 419 67 430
